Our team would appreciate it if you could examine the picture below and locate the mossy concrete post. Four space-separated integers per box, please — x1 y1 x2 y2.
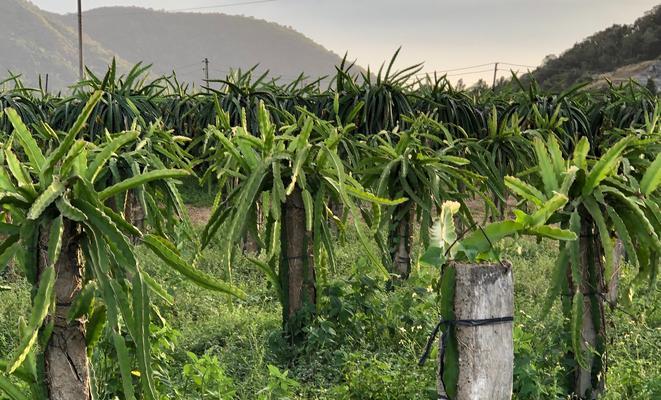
438 261 514 400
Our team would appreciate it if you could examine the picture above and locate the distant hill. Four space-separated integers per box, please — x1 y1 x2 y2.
0 0 131 89
523 5 661 91
1 0 345 90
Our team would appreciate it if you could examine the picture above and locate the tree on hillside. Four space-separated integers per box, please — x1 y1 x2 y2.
470 79 490 94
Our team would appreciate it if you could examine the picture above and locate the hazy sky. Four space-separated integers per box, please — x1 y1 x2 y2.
29 0 660 84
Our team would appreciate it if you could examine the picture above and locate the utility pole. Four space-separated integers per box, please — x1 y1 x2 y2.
492 62 499 91
203 58 210 92
77 0 84 81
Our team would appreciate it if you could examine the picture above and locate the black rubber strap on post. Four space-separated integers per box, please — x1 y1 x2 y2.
418 315 514 400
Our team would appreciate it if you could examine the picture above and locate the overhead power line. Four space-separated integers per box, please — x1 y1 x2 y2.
172 0 279 12
499 62 537 69
416 60 540 78
444 68 495 77
415 62 495 76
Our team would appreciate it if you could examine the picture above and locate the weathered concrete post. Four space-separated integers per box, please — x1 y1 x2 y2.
438 261 514 400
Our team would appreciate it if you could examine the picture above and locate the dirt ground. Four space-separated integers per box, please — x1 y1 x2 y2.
188 206 213 226
185 196 520 227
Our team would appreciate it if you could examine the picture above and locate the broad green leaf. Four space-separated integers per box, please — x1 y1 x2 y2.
322 149 389 278
0 167 16 191
602 187 658 245
559 166 578 196
99 203 142 239
430 201 460 255
0 359 34 384
0 236 20 269
213 128 250 171
220 162 268 274
512 209 532 225
4 148 34 195
543 246 569 314
235 136 260 171
42 91 103 176
419 246 445 268
460 221 525 255
141 272 174 305
71 145 88 178
640 152 661 196
98 169 189 201
132 273 156 400
27 179 65 220
572 136 590 170
68 90 104 139
47 216 64 268
58 140 87 178
18 220 38 285
0 192 30 208
56 197 87 222
400 176 431 213
583 197 614 285
6 266 54 374
5 108 45 171
571 292 588 369
526 225 577 241
16 318 36 382
605 205 638 271
0 223 19 236
86 131 140 183
528 193 568 226
143 234 246 299
582 136 632 196
112 332 137 400
569 209 582 287
85 304 107 351
28 266 55 329
67 282 97 322
74 200 136 269
533 137 558 196
285 146 310 196
344 185 407 206
504 176 545 206
259 101 275 152
0 376 29 400
302 189 313 232
547 135 565 178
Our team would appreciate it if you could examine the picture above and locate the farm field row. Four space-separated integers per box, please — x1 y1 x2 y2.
0 62 659 399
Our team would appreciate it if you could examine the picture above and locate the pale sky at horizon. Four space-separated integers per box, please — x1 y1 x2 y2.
28 0 660 84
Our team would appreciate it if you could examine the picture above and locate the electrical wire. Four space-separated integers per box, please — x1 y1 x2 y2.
445 68 496 77
499 62 537 68
171 0 279 12
415 62 496 76
416 60 541 78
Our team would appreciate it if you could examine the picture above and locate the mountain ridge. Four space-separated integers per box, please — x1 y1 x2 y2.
524 5 661 90
1 0 345 90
